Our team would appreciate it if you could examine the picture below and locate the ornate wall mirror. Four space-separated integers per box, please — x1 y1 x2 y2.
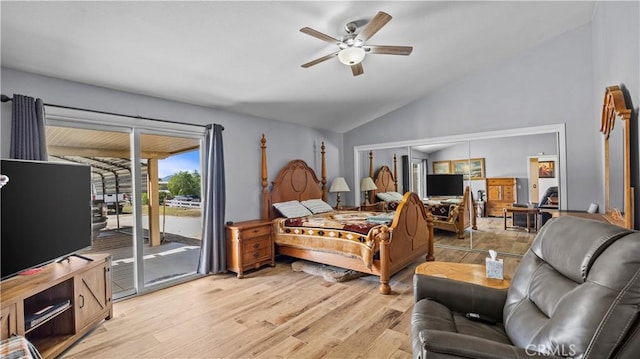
601 85 634 229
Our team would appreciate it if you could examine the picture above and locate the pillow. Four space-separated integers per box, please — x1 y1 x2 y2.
376 192 396 202
273 200 313 218
300 199 334 214
387 191 404 201
442 198 462 205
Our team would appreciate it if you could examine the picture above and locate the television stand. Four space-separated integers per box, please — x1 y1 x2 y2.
57 253 94 263
0 253 112 358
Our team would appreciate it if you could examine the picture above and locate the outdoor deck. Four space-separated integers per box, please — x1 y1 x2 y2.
81 227 201 295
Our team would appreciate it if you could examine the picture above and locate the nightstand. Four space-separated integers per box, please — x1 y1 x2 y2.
225 219 275 278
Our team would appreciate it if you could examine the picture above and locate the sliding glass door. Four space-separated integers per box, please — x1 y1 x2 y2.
140 132 202 290
46 108 206 299
46 125 137 299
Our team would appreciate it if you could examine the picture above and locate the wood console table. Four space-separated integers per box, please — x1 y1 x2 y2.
0 253 112 358
503 206 539 232
415 261 510 289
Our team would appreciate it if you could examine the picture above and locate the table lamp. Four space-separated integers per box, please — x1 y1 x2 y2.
360 177 377 205
329 177 350 210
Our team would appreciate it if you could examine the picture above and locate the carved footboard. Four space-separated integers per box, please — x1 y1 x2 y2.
385 193 434 274
371 191 434 294
428 186 477 239
431 204 463 237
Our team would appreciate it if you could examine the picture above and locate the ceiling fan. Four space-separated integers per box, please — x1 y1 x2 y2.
300 11 413 76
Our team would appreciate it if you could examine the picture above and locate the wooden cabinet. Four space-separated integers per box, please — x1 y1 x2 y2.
485 177 518 217
0 253 112 358
0 304 18 339
226 220 275 278
74 261 112 332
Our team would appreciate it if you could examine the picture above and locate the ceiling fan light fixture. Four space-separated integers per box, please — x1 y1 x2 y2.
338 47 365 66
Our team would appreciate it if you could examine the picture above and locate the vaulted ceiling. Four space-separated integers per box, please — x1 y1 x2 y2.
1 1 596 133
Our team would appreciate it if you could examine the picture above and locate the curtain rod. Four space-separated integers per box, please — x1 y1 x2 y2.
0 93 224 131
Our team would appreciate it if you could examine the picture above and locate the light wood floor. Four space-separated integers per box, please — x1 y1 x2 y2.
62 218 532 359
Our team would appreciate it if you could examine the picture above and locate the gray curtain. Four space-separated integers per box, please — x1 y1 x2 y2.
10 94 48 160
197 124 226 274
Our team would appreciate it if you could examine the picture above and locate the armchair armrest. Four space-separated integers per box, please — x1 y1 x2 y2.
413 274 507 322
418 330 563 359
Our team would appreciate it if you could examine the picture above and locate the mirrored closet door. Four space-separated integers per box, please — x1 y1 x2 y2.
354 124 565 258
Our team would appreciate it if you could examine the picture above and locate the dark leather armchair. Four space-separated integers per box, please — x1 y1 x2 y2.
512 186 558 229
412 216 640 359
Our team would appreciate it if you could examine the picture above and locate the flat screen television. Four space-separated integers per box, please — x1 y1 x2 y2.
426 174 464 197
1 159 92 280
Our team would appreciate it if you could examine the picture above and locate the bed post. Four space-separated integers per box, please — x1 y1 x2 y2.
468 187 478 230
368 150 375 203
321 141 327 201
393 154 398 192
426 214 435 261
261 134 269 220
369 151 374 178
377 226 391 295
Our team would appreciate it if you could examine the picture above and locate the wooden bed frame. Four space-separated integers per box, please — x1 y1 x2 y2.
427 186 478 239
367 151 476 238
260 135 434 294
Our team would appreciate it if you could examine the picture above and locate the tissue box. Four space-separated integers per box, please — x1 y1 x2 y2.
485 257 504 280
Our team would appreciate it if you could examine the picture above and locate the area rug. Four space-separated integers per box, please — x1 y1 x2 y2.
291 260 367 283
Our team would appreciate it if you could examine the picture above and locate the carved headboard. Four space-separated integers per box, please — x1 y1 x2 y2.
260 134 327 220
368 151 398 201
374 165 397 193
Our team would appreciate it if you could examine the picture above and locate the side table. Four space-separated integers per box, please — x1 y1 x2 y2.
415 261 510 289
225 219 275 278
503 206 539 233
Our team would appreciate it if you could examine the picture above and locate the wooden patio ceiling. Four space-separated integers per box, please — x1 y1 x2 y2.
46 126 199 159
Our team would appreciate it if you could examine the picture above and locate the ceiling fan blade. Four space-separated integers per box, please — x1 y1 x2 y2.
301 51 339 68
300 27 341 45
351 63 364 76
367 45 413 56
356 11 392 43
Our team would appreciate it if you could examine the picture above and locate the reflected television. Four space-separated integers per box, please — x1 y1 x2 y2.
426 174 464 197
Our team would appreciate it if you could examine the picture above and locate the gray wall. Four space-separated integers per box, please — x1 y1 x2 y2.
0 68 344 222
344 2 639 217
591 1 640 226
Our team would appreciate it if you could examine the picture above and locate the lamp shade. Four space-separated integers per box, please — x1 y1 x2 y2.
360 177 377 191
329 177 350 193
338 47 365 65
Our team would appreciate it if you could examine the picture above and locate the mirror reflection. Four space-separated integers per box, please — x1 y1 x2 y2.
357 131 560 256
608 124 624 214
601 85 633 229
